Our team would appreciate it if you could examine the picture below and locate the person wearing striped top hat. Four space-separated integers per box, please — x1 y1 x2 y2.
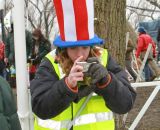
30 0 136 130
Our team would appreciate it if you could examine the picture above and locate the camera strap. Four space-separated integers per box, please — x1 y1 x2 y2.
67 92 93 130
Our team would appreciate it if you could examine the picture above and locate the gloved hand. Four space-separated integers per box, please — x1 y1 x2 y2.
87 57 109 84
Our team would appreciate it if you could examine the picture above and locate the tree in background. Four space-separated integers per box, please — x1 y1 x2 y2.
127 0 160 29
94 0 126 66
94 0 127 129
3 0 57 40
146 0 160 9
24 0 56 39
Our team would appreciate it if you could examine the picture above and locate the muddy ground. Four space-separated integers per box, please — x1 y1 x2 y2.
123 86 160 130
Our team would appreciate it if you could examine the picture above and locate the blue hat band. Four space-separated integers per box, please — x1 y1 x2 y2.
53 35 104 48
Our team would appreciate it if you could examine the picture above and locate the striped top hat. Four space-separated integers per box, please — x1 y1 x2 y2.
53 0 104 48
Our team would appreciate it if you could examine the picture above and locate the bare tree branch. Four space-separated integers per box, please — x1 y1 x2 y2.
146 0 160 9
127 5 160 12
126 0 160 29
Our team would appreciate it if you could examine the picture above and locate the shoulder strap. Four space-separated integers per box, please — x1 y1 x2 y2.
67 92 93 130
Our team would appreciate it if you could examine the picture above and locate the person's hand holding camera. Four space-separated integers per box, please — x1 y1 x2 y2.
66 56 84 89
87 57 111 87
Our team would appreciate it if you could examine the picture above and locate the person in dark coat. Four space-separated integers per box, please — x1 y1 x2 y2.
28 28 51 80
4 24 14 66
4 23 33 66
31 47 136 113
4 23 33 87
30 0 136 130
28 28 51 65
0 76 21 130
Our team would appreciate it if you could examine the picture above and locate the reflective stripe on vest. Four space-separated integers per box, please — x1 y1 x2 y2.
34 47 114 130
37 111 113 129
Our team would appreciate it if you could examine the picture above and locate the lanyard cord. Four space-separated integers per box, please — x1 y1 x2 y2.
67 92 93 130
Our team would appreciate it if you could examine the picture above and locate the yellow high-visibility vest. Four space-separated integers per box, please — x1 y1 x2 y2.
34 48 115 130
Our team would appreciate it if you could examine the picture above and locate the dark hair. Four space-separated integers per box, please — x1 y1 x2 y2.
157 27 160 42
138 27 146 34
32 28 42 37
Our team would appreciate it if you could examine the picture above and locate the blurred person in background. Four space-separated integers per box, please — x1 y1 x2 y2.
136 27 159 81
0 76 21 130
5 23 33 66
4 23 33 87
0 37 6 78
28 28 51 80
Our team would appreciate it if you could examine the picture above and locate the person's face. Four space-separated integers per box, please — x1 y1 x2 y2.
67 46 90 62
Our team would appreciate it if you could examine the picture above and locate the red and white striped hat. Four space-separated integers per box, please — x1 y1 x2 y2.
53 0 103 48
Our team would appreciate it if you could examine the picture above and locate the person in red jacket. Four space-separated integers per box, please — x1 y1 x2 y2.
0 40 5 77
136 27 156 58
136 27 160 81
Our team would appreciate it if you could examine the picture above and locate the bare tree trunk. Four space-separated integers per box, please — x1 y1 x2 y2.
94 1 126 130
94 0 126 66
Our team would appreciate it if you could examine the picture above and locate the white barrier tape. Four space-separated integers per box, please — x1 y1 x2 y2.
131 81 160 88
